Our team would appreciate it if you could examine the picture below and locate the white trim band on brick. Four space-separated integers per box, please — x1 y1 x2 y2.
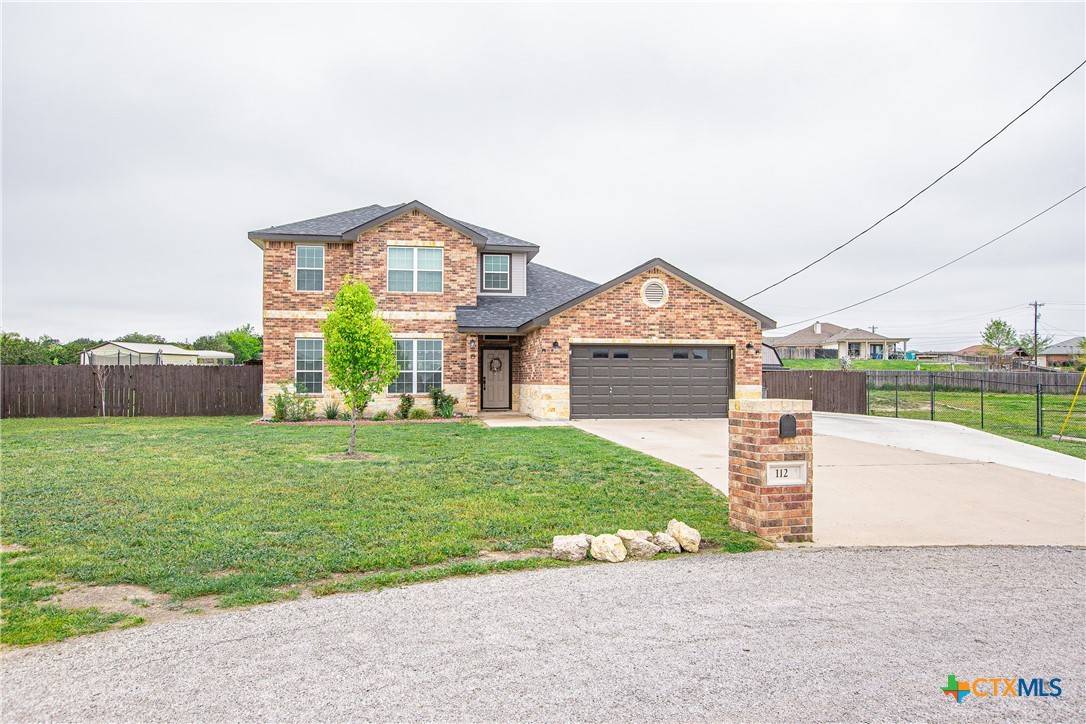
391 332 443 340
266 310 329 320
379 311 457 321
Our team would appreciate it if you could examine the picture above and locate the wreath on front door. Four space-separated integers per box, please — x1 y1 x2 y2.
489 358 503 373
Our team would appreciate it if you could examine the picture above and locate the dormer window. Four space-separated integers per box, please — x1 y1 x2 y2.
388 247 443 293
481 254 511 292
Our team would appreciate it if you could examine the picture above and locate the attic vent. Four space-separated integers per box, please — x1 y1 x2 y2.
641 279 668 308
412 209 421 216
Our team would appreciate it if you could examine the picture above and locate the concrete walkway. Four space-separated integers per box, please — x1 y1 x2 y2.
479 411 569 428
815 412 1086 483
572 416 1086 546
4 548 1083 722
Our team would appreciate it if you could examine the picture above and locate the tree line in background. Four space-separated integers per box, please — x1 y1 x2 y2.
981 318 1085 366
0 325 262 366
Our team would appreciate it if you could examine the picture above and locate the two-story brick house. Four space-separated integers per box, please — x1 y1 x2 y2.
250 200 775 420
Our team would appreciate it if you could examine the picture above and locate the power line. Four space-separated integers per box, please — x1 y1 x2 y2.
742 59 1086 303
772 186 1086 331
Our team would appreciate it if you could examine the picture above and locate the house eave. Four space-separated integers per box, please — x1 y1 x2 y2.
248 232 342 249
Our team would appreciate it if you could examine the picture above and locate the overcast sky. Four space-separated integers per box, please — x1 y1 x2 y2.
3 2 1084 350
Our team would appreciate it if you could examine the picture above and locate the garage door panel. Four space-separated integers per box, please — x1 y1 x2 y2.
570 345 733 419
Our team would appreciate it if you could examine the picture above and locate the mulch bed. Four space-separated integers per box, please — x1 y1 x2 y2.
251 416 472 426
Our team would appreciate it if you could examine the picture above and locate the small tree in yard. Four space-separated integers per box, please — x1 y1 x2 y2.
981 318 1018 354
321 277 398 455
1017 331 1053 360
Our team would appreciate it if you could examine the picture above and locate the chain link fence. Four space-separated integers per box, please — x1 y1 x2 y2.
868 372 1085 441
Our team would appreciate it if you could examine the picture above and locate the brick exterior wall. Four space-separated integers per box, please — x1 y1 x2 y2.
514 267 764 418
261 211 479 417
261 215 766 420
727 398 813 543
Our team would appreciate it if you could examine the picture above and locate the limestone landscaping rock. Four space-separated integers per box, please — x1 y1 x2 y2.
589 534 627 563
650 532 682 554
624 537 661 559
551 534 591 562
666 520 701 553
616 529 652 542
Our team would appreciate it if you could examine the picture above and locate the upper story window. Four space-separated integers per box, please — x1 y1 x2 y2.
388 247 443 293
296 245 324 292
481 254 511 292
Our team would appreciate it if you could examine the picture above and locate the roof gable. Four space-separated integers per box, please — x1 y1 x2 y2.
340 201 485 243
525 258 775 330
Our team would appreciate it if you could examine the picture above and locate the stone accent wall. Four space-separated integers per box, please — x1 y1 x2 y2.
727 398 813 543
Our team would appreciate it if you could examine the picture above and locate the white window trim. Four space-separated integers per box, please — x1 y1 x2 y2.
387 246 444 294
295 337 324 395
389 338 444 395
481 253 512 292
296 245 325 293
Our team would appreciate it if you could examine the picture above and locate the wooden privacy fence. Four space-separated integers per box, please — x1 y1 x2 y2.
1 365 263 418
866 369 1080 393
763 370 868 414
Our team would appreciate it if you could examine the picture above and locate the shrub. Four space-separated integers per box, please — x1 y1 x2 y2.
270 388 289 422
396 394 414 420
409 407 431 420
269 381 317 422
322 401 341 420
371 410 390 421
427 386 458 419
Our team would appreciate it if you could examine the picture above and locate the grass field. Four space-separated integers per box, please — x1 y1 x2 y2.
0 417 764 646
868 388 1086 459
781 359 983 371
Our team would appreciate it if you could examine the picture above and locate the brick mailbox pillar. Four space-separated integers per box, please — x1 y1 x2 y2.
728 398 814 543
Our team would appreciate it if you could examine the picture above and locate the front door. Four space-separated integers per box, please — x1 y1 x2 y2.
482 349 511 409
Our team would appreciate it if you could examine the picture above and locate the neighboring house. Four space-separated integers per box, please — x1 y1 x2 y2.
1037 337 1084 368
761 344 785 371
767 322 909 360
249 200 775 420
80 341 235 366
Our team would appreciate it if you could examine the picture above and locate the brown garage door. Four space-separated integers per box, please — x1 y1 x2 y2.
570 345 733 419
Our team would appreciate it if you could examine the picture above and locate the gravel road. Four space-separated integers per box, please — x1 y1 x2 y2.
3 547 1083 722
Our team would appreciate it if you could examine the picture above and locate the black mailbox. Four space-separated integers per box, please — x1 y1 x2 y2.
779 414 797 439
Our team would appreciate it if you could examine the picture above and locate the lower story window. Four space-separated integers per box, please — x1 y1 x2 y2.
389 339 443 394
295 338 323 394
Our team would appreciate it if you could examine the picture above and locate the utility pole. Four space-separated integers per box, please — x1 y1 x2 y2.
870 325 878 334
1029 301 1045 367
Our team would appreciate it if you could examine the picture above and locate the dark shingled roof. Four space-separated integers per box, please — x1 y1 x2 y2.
456 263 597 330
249 203 538 249
250 204 401 237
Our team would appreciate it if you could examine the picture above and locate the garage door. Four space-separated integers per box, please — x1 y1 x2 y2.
570 345 733 419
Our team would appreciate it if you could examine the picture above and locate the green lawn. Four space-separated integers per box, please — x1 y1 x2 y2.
868 388 1086 459
0 417 764 646
782 359 983 371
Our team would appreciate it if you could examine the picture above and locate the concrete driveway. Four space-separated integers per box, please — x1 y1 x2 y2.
4 548 1083 722
572 415 1085 546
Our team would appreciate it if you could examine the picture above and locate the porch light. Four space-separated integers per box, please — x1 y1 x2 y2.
552 341 560 351
469 338 477 351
